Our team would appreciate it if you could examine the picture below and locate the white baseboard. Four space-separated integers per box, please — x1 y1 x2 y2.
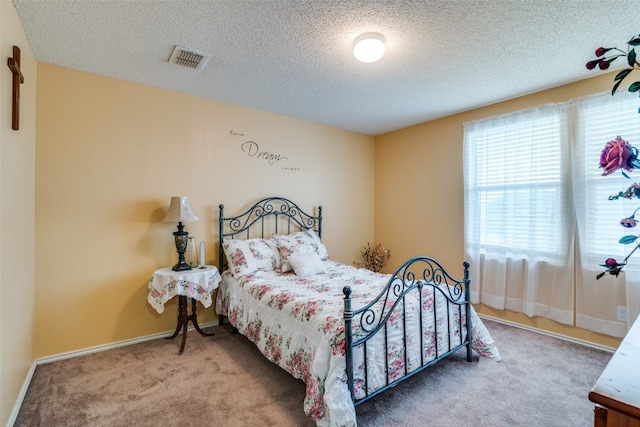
7 361 37 427
6 321 220 427
36 321 219 364
478 314 616 353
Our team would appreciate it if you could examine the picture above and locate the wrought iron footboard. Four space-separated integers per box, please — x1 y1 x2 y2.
343 256 472 405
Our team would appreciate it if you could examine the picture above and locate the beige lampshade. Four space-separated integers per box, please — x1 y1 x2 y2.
162 196 200 223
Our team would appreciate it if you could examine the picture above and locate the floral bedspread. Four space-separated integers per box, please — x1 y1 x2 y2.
216 261 500 427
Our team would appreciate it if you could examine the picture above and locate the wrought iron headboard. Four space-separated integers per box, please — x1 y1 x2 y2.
218 196 323 272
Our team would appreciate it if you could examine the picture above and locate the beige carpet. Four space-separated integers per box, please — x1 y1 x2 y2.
15 319 612 426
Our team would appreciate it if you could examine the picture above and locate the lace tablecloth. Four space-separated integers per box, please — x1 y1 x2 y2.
148 265 221 313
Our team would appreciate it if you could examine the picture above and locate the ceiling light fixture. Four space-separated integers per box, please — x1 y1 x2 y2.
353 33 385 63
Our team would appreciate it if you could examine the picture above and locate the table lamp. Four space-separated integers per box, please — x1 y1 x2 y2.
163 196 200 271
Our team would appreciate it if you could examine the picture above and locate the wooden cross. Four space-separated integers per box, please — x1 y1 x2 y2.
7 46 25 131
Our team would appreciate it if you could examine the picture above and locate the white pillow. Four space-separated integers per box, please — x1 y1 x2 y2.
276 229 329 272
222 238 281 278
288 252 326 277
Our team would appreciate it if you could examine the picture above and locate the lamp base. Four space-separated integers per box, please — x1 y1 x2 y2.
171 221 192 271
172 261 192 272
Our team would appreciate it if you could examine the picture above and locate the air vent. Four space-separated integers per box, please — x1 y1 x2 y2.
168 45 211 70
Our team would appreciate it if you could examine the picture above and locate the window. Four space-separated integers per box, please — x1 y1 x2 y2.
464 107 567 263
463 91 640 335
465 94 640 266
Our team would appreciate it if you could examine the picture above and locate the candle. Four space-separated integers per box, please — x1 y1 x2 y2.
200 241 206 268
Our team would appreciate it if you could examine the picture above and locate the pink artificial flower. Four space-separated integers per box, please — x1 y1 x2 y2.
621 217 638 228
605 258 617 267
600 136 633 176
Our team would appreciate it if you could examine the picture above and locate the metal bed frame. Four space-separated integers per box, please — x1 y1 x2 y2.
343 256 472 405
218 196 472 407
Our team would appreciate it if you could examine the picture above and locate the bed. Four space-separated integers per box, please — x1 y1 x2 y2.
216 197 500 426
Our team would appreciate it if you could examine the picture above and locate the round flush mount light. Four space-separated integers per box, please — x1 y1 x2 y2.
353 33 385 63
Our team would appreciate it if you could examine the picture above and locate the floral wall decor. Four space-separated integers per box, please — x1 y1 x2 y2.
586 32 640 279
586 33 640 110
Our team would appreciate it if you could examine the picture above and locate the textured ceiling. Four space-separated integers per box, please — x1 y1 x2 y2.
12 0 640 136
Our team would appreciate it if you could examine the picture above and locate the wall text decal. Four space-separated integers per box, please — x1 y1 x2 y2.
227 130 299 171
241 140 289 165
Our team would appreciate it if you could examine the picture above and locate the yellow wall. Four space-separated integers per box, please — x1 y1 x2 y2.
34 63 374 358
375 72 625 349
0 1 36 424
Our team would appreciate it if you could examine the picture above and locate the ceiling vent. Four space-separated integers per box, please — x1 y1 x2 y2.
168 45 211 70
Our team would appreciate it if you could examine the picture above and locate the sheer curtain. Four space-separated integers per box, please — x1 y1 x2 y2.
464 91 640 337
463 105 575 326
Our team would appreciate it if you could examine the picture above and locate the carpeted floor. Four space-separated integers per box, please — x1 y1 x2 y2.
15 318 612 426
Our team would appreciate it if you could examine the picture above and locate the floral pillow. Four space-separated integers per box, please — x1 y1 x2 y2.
275 229 329 273
222 238 281 278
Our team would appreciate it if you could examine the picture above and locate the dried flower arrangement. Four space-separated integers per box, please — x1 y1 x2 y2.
354 243 391 272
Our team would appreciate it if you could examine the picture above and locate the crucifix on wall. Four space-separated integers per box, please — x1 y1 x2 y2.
7 46 25 131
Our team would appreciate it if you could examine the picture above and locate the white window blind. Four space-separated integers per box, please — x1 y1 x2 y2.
464 107 566 262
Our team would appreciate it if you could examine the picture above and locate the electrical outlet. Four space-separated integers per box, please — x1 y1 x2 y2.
617 305 628 322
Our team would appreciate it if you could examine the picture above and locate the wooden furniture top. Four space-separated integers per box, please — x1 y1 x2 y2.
589 314 640 419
